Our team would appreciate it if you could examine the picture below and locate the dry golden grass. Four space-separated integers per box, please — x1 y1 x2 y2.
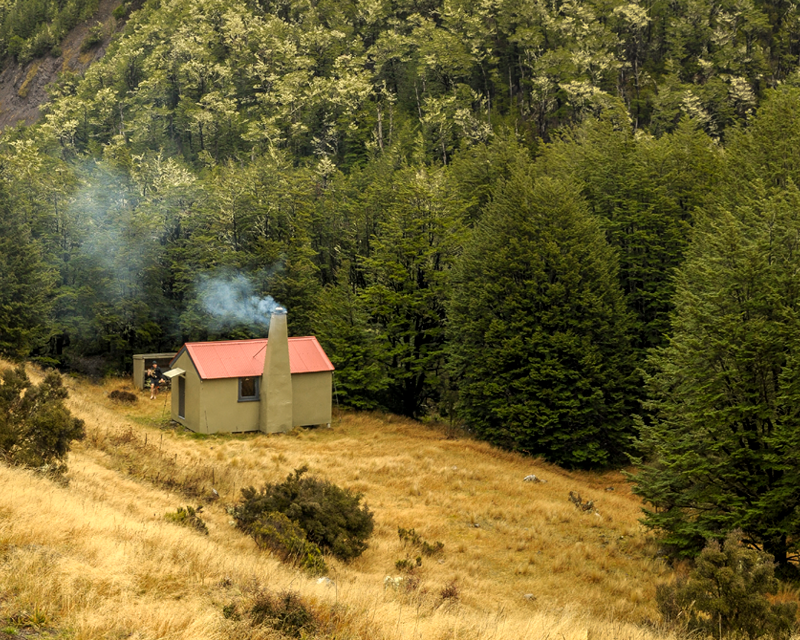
0 361 680 640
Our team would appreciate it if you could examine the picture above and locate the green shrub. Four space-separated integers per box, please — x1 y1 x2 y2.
164 505 208 535
250 511 326 575
233 466 374 561
395 556 421 573
221 602 239 620
0 366 85 475
80 24 103 52
398 527 422 546
6 35 25 60
422 540 444 556
398 527 444 556
250 591 316 638
112 4 129 20
656 530 797 640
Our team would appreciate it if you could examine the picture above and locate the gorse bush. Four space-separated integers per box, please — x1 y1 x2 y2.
233 466 374 561
656 531 797 640
0 366 85 474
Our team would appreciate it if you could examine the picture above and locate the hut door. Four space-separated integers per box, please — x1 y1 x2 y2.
178 376 185 418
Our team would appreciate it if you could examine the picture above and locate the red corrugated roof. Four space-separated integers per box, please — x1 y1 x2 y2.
174 337 334 380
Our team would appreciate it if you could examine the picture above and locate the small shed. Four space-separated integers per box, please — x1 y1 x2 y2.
132 352 177 389
166 309 334 434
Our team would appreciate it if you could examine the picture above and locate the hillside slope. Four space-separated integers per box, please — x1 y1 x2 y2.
0 0 122 130
0 360 676 640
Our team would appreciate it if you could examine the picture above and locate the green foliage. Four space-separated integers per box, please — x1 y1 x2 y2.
448 170 639 468
164 505 208 535
398 527 444 556
538 114 723 355
250 591 317 639
395 556 421 572
633 174 800 567
359 165 462 416
0 178 53 357
0 0 99 62
0 366 85 474
249 511 327 575
311 273 389 411
79 23 102 52
233 466 374 561
656 531 796 640
112 4 130 21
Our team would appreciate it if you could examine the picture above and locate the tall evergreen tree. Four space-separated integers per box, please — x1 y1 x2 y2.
0 178 53 357
633 192 800 571
311 266 389 410
360 165 461 417
538 113 721 354
448 170 638 468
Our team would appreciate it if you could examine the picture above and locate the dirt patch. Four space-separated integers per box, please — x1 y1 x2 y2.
0 0 122 130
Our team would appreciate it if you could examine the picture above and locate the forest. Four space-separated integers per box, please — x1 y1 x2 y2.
2 0 800 568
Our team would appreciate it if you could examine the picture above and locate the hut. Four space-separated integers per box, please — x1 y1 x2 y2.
132 352 177 389
165 309 334 434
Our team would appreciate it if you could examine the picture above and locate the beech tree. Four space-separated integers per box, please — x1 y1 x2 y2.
0 179 53 357
448 171 639 468
634 88 800 572
633 192 800 571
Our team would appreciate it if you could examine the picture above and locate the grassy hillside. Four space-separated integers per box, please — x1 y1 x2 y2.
0 360 678 639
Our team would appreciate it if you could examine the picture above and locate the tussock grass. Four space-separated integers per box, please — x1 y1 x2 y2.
0 361 680 639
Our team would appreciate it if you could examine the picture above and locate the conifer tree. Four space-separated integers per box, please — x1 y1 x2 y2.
538 114 722 353
0 179 53 357
448 170 638 468
311 265 389 410
353 164 463 417
633 190 800 571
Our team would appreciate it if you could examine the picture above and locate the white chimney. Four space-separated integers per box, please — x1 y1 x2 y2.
260 307 293 433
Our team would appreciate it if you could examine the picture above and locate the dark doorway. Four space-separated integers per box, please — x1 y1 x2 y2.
178 376 185 419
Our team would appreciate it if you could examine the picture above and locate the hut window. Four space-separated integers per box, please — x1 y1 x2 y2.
238 376 259 402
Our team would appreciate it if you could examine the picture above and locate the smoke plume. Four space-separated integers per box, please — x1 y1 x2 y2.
196 271 282 329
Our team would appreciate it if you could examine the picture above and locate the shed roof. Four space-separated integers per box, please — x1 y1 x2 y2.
173 337 334 380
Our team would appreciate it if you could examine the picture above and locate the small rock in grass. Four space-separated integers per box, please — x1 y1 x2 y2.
523 474 545 483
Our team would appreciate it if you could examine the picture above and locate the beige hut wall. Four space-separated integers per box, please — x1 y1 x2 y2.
170 351 202 431
200 378 260 434
291 371 333 427
170 350 331 433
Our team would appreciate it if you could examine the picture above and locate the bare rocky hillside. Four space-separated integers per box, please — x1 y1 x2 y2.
0 0 123 130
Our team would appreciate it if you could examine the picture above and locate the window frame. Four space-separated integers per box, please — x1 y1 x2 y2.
238 376 260 402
